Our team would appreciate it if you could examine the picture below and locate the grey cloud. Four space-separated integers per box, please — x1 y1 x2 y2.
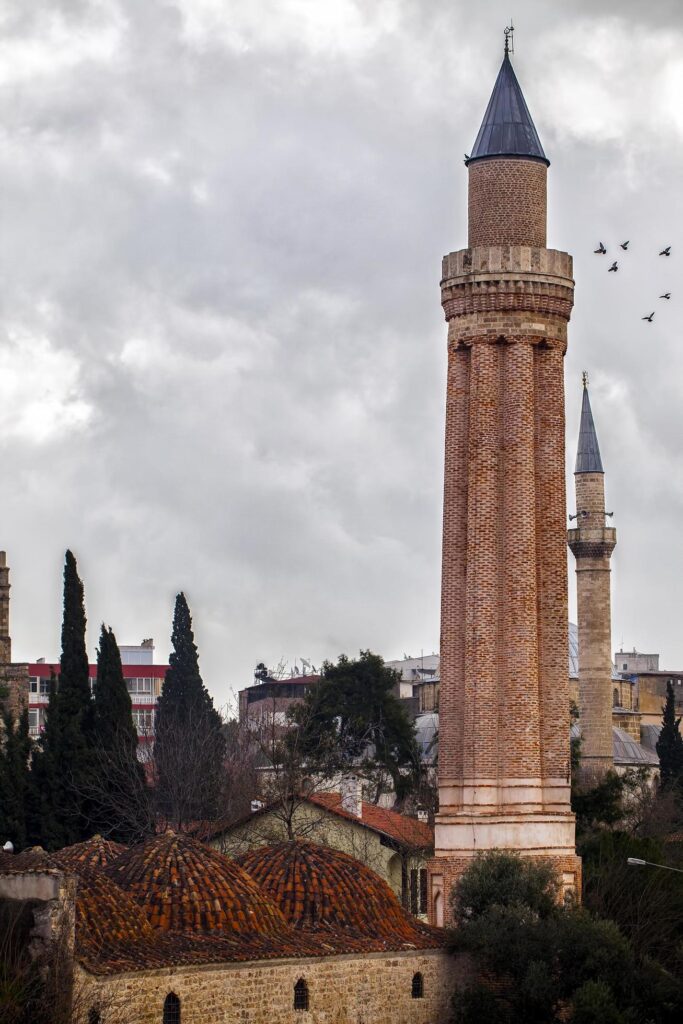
1 0 683 703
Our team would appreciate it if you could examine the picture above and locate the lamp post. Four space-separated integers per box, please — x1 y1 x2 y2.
627 857 683 875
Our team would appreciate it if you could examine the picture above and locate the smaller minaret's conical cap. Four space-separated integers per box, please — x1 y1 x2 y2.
468 52 548 166
575 385 604 474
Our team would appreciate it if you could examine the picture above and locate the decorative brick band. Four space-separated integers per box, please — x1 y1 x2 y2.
568 540 616 559
442 284 574 321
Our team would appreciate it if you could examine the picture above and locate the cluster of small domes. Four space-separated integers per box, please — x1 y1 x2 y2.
106 831 289 937
1 831 441 973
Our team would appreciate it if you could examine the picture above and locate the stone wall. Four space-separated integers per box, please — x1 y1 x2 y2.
79 948 459 1024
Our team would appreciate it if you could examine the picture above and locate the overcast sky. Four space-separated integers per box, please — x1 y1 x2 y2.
2 0 683 708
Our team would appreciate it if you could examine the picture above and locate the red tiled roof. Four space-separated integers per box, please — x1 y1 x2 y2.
105 831 291 938
237 841 442 953
52 835 127 870
306 793 434 849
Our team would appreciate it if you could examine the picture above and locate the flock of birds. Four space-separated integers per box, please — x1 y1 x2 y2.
594 241 673 322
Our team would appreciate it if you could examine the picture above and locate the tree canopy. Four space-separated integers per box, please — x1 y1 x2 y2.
291 650 419 801
448 850 683 1024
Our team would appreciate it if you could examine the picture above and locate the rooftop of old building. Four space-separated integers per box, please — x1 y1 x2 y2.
237 840 441 953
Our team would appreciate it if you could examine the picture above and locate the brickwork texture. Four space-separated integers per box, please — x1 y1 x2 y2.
431 143 581 921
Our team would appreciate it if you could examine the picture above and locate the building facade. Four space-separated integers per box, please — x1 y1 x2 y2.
28 641 167 744
429 42 580 923
0 552 29 723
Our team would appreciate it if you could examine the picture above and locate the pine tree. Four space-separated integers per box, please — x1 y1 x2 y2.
0 707 31 850
656 680 683 790
154 593 225 826
92 624 147 841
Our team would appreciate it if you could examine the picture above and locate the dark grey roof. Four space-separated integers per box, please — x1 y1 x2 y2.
570 724 659 768
575 386 604 474
468 52 548 166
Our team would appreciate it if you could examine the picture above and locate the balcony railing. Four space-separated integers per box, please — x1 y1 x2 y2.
129 693 159 705
28 693 50 705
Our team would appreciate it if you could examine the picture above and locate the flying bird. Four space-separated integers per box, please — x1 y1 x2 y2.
620 241 630 250
642 312 655 322
608 261 618 272
594 242 607 254
659 246 671 256
660 292 671 299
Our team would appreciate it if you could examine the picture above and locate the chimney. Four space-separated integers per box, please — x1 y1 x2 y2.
340 775 362 818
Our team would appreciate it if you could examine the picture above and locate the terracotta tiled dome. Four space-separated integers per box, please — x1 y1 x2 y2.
53 834 127 870
73 865 155 949
237 841 441 950
105 831 290 938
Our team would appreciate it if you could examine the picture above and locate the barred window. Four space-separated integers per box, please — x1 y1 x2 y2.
294 978 309 1011
410 868 418 915
411 972 424 999
163 993 181 1024
419 868 428 916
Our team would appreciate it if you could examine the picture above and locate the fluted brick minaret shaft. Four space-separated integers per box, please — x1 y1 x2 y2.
427 44 580 925
0 551 11 664
568 384 616 781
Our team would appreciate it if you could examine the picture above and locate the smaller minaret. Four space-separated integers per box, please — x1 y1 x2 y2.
0 551 11 664
568 379 617 781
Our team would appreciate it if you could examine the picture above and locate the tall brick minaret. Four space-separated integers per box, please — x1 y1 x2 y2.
568 381 616 781
0 551 11 665
428 38 581 924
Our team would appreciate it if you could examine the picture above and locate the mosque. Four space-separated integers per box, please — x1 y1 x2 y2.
0 33 638 1024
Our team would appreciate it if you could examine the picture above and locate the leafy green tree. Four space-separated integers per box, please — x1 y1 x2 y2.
91 624 146 842
292 651 419 801
0 708 30 850
154 593 225 826
448 850 683 1024
656 681 683 791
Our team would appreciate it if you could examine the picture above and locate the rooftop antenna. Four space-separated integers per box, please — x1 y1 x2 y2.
504 20 514 56
582 370 588 389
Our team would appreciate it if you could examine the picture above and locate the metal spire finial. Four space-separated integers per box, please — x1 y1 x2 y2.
582 370 589 390
504 20 514 56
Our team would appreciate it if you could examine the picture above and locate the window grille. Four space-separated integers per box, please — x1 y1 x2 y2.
419 868 428 915
294 978 309 1011
163 993 181 1024
411 973 424 999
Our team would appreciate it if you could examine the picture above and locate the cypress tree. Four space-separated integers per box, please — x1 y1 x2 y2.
93 624 138 753
154 593 225 826
38 550 96 846
27 673 65 849
0 707 30 850
656 680 683 790
92 624 146 841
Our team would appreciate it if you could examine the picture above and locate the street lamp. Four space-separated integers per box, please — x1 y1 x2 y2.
627 857 683 875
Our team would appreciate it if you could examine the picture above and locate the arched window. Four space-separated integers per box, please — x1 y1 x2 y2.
411 972 424 999
613 688 620 707
163 993 181 1024
294 978 309 1011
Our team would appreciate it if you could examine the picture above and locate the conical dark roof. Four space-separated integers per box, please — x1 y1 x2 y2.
468 52 548 166
575 385 604 474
